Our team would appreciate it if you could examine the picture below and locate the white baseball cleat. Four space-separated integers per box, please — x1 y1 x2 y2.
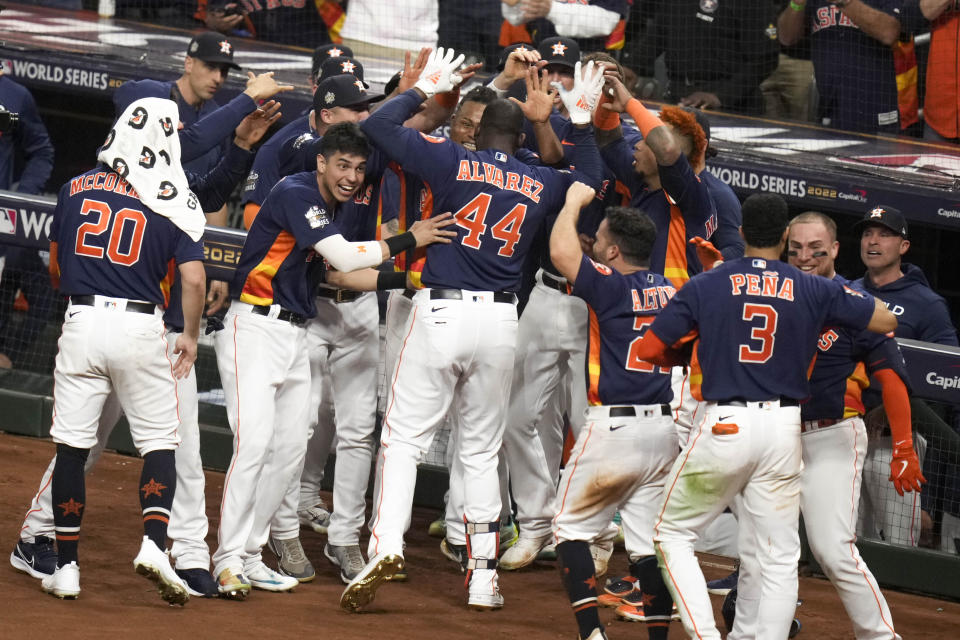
133 536 189 605
499 533 553 570
340 552 404 613
41 561 80 599
245 561 299 592
466 568 504 611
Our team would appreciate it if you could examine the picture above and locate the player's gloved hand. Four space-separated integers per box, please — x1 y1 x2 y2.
889 444 926 496
690 236 723 271
413 47 466 99
552 60 604 125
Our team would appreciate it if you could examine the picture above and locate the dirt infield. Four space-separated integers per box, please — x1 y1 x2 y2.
2 432 958 640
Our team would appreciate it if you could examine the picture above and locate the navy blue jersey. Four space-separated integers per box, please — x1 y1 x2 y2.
113 79 254 174
601 136 717 288
241 113 311 206
232 171 344 317
806 0 902 133
803 274 907 420
650 257 876 402
362 89 602 292
51 168 203 305
0 75 53 194
573 256 675 406
702 170 744 260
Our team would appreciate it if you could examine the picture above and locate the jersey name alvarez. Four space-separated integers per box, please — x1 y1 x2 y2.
455 159 544 204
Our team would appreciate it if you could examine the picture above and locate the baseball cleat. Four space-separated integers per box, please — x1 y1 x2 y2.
597 593 624 607
217 568 251 600
441 539 468 573
269 536 315 583
580 628 609 640
603 575 637 597
499 518 519 552
41 561 80 599
298 502 331 534
590 540 613 577
324 542 365 584
427 518 446 538
706 567 739 596
133 536 189 605
499 533 553 570
616 592 680 621
466 568 504 611
245 561 298 592
340 553 403 613
176 568 218 598
10 535 57 579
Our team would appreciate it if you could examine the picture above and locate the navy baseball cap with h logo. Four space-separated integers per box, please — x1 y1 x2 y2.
186 31 241 71
853 205 908 238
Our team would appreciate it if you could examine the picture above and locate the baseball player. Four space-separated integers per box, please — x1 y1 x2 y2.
35 98 208 603
549 181 679 640
11 105 280 597
721 211 923 639
340 47 604 612
627 193 897 639
211 122 454 599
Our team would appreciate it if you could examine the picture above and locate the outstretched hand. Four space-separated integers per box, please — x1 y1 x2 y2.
409 212 458 247
413 47 466 98
552 60 605 125
890 446 926 496
509 66 557 124
397 47 432 94
243 71 294 102
234 100 282 149
689 236 723 271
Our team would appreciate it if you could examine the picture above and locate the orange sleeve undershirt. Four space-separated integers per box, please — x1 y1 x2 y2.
874 368 913 450
635 330 687 368
243 202 261 230
624 98 666 139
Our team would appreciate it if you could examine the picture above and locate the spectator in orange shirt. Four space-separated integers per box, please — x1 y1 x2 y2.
920 0 960 143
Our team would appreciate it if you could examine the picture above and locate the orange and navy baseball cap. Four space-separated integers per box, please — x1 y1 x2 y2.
853 205 908 238
497 42 536 71
317 56 366 86
312 43 356 80
186 32 241 71
537 36 579 70
313 74 383 111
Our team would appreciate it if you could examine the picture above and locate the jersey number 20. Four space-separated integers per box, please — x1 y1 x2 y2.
453 193 526 257
74 198 146 266
739 303 778 363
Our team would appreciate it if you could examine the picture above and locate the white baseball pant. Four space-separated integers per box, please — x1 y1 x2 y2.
503 273 587 539
212 303 311 576
554 405 677 556
670 366 704 449
368 289 517 564
654 401 802 640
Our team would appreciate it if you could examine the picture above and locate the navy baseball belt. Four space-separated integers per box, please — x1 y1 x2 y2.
317 287 361 303
540 270 570 294
716 397 800 408
70 295 155 315
429 289 516 304
249 304 307 327
607 405 671 417
801 417 844 433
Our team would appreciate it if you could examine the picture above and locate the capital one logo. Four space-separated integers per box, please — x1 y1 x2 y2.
925 371 960 390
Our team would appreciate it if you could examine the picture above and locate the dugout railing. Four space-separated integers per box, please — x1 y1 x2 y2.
2 189 960 600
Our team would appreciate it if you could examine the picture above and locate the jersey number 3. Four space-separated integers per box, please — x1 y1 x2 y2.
739 303 778 363
74 198 146 266
453 193 526 257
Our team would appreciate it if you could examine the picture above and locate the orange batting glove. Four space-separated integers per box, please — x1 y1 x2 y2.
889 443 926 496
689 236 723 271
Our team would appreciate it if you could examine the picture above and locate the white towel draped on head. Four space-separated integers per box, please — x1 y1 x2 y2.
97 97 206 242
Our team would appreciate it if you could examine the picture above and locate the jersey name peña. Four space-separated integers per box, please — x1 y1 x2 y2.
729 271 795 301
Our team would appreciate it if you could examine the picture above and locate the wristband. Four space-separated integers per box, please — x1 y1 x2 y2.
384 231 417 257
789 0 805 11
434 87 461 109
593 101 621 130
376 271 408 291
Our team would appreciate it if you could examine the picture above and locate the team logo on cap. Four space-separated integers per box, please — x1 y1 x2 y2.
158 181 178 200
516 45 528 53
324 91 335 105
551 42 568 57
139 146 156 169
328 47 343 58
870 206 885 218
354 79 366 92
341 60 356 73
128 107 148 129
112 158 129 178
189 41 199 54
219 40 232 54
102 128 116 151
159 149 171 165
159 117 175 137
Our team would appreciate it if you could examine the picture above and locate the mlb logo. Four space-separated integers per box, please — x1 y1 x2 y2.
751 258 766 269
495 152 507 162
0 207 16 235
0 60 12 76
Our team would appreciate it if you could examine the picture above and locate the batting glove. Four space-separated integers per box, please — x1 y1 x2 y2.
414 47 466 99
689 236 723 271
552 60 605 126
889 444 926 496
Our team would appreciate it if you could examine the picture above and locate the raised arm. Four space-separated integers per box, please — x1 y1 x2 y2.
778 0 808 47
550 182 596 283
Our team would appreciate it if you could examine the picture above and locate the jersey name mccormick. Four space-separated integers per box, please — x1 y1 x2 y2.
69 171 140 199
455 160 544 203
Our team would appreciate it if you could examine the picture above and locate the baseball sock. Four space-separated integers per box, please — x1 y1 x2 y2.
557 540 603 639
139 449 177 550
631 555 674 640
51 444 89 568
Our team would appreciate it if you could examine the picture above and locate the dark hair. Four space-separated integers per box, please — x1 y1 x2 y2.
789 211 837 242
320 122 370 159
477 99 524 139
459 85 498 109
605 206 657 267
741 193 789 248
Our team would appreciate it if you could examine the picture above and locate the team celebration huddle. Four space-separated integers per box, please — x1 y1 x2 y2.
10 31 931 640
